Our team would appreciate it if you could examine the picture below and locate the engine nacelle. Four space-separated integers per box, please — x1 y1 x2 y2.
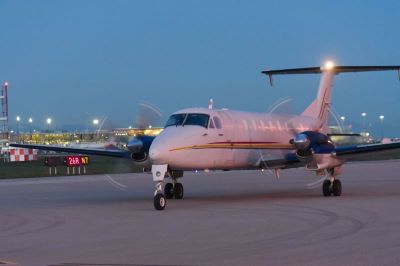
131 151 148 162
127 135 156 165
291 131 335 159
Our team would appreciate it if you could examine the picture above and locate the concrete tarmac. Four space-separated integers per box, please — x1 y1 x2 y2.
1 160 400 266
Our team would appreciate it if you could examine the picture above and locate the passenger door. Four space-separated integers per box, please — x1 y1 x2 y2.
213 112 235 167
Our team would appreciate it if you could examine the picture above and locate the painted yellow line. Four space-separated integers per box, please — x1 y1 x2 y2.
170 143 295 152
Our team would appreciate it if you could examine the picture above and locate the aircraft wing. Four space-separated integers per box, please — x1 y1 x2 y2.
9 143 131 158
258 153 304 170
258 142 400 170
333 142 400 161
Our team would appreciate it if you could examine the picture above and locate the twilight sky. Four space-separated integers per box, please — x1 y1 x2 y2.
1 0 399 136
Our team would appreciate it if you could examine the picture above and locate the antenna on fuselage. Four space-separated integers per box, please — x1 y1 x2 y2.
208 98 214 109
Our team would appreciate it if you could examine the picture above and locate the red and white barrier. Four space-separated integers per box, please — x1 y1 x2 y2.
9 148 38 162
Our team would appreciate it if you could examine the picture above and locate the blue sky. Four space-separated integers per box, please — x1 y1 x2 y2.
1 0 399 136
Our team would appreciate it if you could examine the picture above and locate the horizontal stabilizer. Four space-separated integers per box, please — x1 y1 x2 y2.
262 65 400 75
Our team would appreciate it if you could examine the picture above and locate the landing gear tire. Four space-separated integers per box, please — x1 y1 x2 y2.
174 183 184 199
164 183 174 199
154 193 166 210
332 179 342 196
322 180 331 197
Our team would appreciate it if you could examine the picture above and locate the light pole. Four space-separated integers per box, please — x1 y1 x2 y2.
46 118 52 143
361 112 367 140
28 117 33 140
379 115 384 140
92 119 99 142
46 118 52 132
340 116 346 132
16 116 21 142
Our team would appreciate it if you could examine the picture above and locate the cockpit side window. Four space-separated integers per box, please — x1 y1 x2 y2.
183 113 209 128
213 116 222 129
165 113 187 127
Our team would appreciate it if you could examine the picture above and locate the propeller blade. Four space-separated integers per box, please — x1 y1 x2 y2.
135 101 163 129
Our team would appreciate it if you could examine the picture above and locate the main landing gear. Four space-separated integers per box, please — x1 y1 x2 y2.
322 178 342 196
322 167 342 197
152 164 184 210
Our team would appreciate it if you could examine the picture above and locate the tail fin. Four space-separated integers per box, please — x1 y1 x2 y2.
300 71 334 132
262 63 400 133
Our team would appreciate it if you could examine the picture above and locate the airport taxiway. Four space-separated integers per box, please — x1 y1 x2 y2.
1 160 400 266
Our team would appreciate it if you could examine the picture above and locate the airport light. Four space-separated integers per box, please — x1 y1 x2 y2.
379 115 385 140
92 119 100 141
16 116 21 142
340 116 346 133
46 118 52 132
361 113 367 141
28 117 33 137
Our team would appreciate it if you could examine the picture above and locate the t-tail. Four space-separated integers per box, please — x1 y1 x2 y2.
262 62 400 133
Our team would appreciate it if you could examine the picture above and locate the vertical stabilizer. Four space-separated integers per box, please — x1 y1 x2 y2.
301 71 335 132
262 63 400 134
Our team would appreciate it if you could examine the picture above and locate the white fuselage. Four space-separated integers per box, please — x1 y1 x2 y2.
149 107 321 170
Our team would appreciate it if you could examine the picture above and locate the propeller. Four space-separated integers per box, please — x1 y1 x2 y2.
135 101 163 129
127 101 163 162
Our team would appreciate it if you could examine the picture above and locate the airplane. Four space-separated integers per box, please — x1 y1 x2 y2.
11 62 400 210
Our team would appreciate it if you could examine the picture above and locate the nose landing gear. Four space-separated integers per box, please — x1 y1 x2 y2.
154 192 166 210
152 165 185 210
152 164 168 210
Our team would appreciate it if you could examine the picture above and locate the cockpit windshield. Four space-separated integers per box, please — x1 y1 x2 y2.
165 113 210 128
184 114 209 128
165 114 186 127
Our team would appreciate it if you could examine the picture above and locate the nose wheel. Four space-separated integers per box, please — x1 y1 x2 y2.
322 179 342 197
154 192 166 210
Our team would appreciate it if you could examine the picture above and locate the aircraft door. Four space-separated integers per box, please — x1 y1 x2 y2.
213 112 235 167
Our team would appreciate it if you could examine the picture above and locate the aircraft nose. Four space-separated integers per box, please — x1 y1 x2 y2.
149 147 160 162
149 144 167 164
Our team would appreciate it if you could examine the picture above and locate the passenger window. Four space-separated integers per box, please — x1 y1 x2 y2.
213 116 222 129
